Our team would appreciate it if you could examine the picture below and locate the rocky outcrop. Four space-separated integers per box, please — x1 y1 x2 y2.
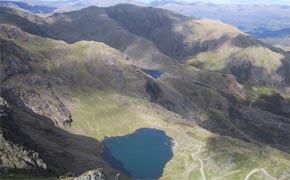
0 92 123 178
0 39 32 82
74 169 120 180
0 97 48 174
0 37 73 126
1 84 73 127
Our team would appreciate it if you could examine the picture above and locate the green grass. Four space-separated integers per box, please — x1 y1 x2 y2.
2 25 290 180
0 174 59 180
247 86 276 103
187 52 227 71
62 90 290 180
233 47 283 72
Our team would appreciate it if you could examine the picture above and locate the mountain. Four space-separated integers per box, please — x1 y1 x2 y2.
150 1 290 32
247 27 290 47
0 24 138 178
1 4 290 180
12 4 288 87
150 1 290 46
0 0 144 14
2 0 288 46
0 1 56 13
2 0 289 48
2 4 289 93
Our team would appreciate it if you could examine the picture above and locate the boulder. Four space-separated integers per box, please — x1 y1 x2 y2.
74 169 108 180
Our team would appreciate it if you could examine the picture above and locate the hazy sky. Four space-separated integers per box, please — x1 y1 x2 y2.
1 0 290 5
171 0 290 4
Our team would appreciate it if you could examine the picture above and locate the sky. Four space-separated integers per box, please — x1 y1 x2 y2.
1 0 290 5
175 0 290 5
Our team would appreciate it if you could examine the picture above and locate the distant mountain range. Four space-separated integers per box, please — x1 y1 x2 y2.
150 1 290 46
0 1 56 13
1 0 289 47
0 0 145 13
151 1 290 28
150 0 290 5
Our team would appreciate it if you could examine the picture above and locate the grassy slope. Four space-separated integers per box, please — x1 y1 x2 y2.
185 19 284 73
0 174 59 180
1 7 287 89
1 25 290 180
64 90 290 180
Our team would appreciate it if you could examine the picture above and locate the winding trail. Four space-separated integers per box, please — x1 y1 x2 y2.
244 168 277 180
199 157 206 180
186 146 279 180
190 146 207 180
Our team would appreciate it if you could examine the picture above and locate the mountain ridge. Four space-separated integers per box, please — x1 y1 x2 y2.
1 0 289 46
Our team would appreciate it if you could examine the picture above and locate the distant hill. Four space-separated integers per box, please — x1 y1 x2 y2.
151 1 290 30
1 0 288 47
247 27 290 38
0 1 56 13
1 4 289 86
150 1 290 46
0 0 144 14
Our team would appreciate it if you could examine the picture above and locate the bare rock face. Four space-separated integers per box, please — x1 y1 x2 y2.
0 38 73 126
1 85 73 127
0 39 32 82
0 97 48 174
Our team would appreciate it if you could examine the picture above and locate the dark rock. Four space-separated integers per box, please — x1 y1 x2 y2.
0 166 8 174
0 96 48 174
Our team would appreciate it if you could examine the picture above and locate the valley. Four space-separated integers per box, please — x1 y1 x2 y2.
0 2 290 180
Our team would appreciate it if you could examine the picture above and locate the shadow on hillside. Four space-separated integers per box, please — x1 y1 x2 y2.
277 56 290 85
0 92 122 179
227 59 270 84
0 8 47 37
0 168 57 179
183 34 232 59
231 34 260 48
146 74 286 154
228 105 290 153
232 34 290 57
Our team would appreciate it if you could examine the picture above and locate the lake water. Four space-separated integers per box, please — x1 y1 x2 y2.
141 69 163 79
102 128 174 180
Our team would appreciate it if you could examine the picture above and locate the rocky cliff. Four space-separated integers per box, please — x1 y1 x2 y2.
0 96 47 175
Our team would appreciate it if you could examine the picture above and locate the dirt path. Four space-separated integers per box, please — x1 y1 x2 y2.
199 157 206 180
185 146 206 180
213 170 241 180
192 146 202 157
244 168 277 180
189 146 207 180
